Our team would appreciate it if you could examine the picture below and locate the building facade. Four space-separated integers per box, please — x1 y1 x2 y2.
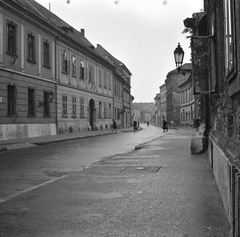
0 0 58 140
187 1 240 235
132 108 140 125
0 0 132 140
96 44 132 128
154 92 161 125
179 74 195 125
160 83 166 125
165 63 191 126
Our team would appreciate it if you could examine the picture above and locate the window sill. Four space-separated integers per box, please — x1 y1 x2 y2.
43 64 51 69
6 52 18 57
27 59 36 64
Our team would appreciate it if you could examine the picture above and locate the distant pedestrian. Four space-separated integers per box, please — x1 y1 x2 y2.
133 119 138 132
112 119 117 132
191 119 195 128
162 119 168 132
195 118 200 131
147 121 149 126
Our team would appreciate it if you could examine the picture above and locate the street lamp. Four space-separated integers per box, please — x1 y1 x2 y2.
174 42 184 72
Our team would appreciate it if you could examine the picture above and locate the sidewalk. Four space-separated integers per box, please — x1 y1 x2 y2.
0 126 139 152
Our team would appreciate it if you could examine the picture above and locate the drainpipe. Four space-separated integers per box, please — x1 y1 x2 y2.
54 35 59 134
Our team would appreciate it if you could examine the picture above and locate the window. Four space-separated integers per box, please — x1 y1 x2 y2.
104 71 107 88
99 102 102 118
80 97 84 118
43 91 50 117
28 88 35 117
114 83 117 96
62 95 68 117
104 103 107 118
27 33 35 62
72 97 76 117
43 41 50 68
80 61 85 79
108 103 111 118
108 74 111 90
7 22 17 54
99 69 102 87
89 64 95 84
72 56 77 76
116 108 119 120
7 85 16 116
62 50 69 74
224 0 235 76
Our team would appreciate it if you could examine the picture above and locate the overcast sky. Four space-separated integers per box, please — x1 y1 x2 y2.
36 0 203 102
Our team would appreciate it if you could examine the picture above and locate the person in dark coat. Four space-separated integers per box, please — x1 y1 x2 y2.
195 118 200 131
112 119 117 132
133 119 138 132
162 119 168 132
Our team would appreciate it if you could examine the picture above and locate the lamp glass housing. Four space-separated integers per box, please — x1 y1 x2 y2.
174 43 184 68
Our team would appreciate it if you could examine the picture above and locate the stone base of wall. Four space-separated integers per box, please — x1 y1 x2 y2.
58 120 112 134
209 136 230 224
209 132 240 237
0 123 57 141
58 120 89 134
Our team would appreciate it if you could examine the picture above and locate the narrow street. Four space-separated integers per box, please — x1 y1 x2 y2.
0 126 229 236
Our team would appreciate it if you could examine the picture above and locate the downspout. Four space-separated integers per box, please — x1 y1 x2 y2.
54 34 58 134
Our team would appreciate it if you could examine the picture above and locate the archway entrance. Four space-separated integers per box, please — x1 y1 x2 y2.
89 99 96 130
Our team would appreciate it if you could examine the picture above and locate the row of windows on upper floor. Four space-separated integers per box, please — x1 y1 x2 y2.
6 21 115 91
180 86 194 105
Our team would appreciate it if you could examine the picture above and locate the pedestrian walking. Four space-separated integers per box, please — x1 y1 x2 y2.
112 119 117 132
133 119 138 132
162 119 168 132
195 118 200 131
147 121 149 126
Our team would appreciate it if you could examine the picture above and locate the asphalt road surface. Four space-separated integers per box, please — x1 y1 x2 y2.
0 124 165 203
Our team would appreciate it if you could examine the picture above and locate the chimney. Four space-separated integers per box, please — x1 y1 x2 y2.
80 28 85 37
